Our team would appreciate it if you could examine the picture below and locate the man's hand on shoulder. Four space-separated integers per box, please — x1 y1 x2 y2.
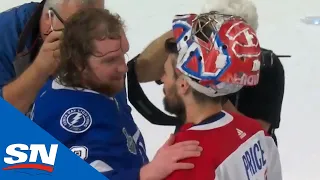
139 134 202 180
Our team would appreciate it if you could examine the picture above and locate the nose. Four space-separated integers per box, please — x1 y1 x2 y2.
159 74 165 85
118 57 128 74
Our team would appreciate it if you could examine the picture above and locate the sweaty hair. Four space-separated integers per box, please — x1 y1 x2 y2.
57 8 124 87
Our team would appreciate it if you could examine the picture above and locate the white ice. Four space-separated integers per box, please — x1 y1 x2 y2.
1 0 320 179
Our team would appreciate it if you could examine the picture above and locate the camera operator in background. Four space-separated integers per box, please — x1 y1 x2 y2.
223 48 285 145
0 0 104 113
128 0 286 145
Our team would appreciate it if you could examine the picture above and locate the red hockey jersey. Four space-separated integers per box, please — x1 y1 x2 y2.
166 111 282 180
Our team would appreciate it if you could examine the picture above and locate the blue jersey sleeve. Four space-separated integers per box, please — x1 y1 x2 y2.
31 83 147 180
0 9 19 91
0 3 38 93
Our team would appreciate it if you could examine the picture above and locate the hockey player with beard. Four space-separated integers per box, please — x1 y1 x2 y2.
128 0 286 145
160 12 282 180
29 8 203 180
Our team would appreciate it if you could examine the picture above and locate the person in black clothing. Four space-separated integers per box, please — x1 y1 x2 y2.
222 48 285 145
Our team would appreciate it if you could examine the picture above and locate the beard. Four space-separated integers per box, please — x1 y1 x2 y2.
91 81 124 96
163 86 186 122
84 74 125 96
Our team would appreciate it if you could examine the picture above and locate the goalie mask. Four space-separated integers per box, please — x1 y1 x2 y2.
170 12 262 97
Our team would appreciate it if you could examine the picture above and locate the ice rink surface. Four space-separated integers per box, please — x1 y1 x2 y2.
1 0 320 179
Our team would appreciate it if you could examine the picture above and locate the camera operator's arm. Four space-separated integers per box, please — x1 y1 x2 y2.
127 30 181 127
127 55 179 126
135 30 173 83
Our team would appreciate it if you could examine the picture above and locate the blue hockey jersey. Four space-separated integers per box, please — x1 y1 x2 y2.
29 79 149 179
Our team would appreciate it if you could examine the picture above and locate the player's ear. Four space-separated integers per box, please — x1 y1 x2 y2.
177 76 190 95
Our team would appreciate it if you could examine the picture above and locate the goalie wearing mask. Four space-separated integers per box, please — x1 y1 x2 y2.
161 12 282 180
129 0 285 146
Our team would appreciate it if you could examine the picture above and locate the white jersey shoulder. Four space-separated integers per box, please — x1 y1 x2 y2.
215 131 282 180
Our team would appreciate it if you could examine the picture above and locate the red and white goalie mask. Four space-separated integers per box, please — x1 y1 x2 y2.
172 12 262 97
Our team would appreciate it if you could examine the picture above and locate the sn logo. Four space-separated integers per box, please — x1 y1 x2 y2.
3 144 58 173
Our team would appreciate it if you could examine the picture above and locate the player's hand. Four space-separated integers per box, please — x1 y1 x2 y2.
140 134 202 180
33 31 62 76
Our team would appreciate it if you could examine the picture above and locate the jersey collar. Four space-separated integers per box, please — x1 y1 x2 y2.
180 111 233 131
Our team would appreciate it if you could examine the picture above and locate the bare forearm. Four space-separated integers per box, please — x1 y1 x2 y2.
2 63 50 114
136 30 173 82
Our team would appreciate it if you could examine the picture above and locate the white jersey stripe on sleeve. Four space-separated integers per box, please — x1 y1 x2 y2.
90 160 114 173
